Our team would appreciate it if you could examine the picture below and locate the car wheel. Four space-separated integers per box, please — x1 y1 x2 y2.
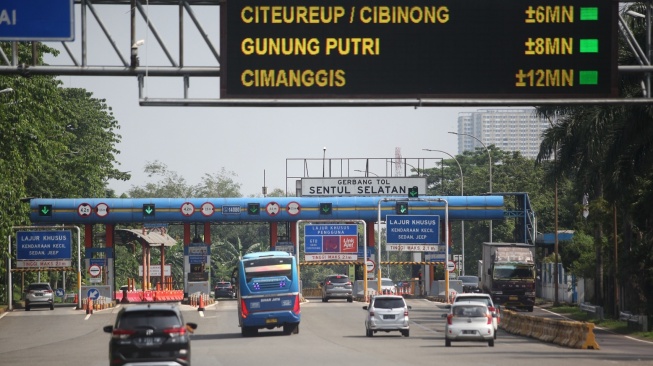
527 306 534 312
402 329 409 337
489 339 495 347
347 297 353 303
445 339 451 347
25 306 30 311
50 303 54 310
366 328 372 337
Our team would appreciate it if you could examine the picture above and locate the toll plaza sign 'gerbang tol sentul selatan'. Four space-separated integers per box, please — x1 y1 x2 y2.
220 0 618 99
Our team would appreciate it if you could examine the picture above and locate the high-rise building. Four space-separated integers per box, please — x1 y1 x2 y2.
455 108 550 159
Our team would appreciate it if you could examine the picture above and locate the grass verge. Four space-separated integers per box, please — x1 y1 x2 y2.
548 304 653 341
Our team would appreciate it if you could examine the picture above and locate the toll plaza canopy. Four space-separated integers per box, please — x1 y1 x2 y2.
29 196 504 224
116 229 177 247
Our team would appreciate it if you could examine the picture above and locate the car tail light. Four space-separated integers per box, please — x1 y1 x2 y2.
163 327 187 337
326 280 332 286
293 294 301 315
112 329 136 339
447 314 453 325
487 313 492 325
404 309 409 316
43 289 52 293
241 298 249 318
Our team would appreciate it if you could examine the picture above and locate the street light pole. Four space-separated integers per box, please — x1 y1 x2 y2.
423 149 465 275
449 131 492 242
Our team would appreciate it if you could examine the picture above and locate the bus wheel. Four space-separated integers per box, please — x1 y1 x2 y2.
283 323 299 335
242 327 257 337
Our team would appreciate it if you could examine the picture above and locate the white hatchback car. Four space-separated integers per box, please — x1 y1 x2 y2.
363 295 411 337
442 301 495 347
453 293 499 338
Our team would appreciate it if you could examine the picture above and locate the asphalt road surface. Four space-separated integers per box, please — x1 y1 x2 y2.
0 297 651 366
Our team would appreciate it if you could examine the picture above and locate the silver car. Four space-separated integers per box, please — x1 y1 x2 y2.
25 282 54 311
363 295 411 337
442 301 495 347
321 274 353 302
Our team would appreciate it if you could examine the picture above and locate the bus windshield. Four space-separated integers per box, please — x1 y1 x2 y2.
243 257 294 283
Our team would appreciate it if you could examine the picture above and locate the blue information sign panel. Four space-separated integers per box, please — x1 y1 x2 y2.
304 224 358 253
386 215 439 245
17 230 72 260
0 0 74 41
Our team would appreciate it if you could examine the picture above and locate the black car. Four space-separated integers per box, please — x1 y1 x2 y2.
103 303 197 366
214 281 235 298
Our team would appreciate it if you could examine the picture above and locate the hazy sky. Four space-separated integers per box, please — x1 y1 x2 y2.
45 4 480 197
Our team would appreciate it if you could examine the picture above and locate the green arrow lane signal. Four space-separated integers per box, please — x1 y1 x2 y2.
248 203 260 215
408 186 419 198
320 203 332 215
396 202 408 215
38 204 52 217
143 204 155 217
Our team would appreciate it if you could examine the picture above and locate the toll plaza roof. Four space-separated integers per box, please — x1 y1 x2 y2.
116 229 177 247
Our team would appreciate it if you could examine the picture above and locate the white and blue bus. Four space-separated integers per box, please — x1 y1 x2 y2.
235 251 300 336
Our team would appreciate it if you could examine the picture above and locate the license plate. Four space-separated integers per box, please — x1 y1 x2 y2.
135 337 162 346
509 296 518 300
265 318 278 324
35 293 43 296
462 330 477 334
383 315 395 319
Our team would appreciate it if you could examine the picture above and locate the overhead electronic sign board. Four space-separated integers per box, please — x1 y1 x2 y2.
220 0 617 99
0 0 74 41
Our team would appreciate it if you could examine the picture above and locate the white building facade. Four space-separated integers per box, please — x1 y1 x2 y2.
455 109 550 159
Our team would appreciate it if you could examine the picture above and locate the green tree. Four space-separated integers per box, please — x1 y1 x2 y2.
1 42 128 302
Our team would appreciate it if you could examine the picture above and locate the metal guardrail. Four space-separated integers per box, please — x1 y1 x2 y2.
619 311 649 331
579 303 604 321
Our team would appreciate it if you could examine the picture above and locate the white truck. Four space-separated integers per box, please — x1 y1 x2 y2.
480 243 536 312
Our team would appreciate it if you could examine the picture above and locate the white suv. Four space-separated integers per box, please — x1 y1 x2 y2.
363 295 411 337
25 283 54 311
453 293 499 338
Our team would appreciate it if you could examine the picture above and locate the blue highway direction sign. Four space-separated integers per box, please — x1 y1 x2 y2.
16 230 72 260
0 0 74 41
386 215 439 245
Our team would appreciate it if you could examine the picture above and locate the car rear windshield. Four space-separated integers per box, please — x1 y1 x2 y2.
28 284 51 291
118 310 182 329
328 276 349 283
373 298 405 309
455 297 491 306
453 305 487 317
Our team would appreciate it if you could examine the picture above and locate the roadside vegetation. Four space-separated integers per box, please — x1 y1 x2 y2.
546 303 653 341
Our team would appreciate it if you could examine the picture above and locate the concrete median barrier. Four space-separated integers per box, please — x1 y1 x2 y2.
500 309 600 349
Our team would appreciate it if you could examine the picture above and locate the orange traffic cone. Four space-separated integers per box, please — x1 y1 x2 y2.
198 294 205 311
86 298 93 315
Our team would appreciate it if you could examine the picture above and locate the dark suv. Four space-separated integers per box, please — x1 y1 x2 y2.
214 281 235 298
103 304 198 366
321 274 353 302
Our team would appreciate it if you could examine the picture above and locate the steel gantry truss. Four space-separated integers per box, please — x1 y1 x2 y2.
1 0 653 106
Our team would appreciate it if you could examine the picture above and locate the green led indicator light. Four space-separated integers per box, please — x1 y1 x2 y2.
580 7 598 21
580 39 599 53
579 71 598 85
